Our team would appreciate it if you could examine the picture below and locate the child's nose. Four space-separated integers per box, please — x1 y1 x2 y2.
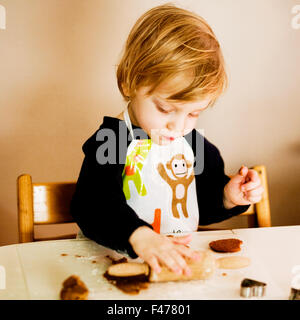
167 116 185 134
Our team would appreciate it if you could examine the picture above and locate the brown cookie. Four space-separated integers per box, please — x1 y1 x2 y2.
209 238 243 253
60 275 89 300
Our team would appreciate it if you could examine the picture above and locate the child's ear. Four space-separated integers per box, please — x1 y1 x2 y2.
121 83 130 97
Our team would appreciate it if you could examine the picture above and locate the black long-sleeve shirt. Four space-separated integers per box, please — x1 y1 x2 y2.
70 116 249 258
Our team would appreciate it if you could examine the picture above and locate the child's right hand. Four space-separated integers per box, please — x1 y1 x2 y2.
129 226 202 275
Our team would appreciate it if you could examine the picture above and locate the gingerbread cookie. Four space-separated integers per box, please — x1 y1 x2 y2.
209 238 243 253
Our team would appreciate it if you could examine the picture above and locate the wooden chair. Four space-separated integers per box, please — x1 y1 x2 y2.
18 165 270 242
17 174 77 243
198 165 271 229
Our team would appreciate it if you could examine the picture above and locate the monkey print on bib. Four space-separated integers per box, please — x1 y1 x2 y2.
122 108 199 235
157 154 194 219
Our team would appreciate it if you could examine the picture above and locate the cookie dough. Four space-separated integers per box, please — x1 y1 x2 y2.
217 256 251 269
60 275 89 300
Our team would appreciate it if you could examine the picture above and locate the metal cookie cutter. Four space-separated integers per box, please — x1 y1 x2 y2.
289 288 300 300
240 278 266 298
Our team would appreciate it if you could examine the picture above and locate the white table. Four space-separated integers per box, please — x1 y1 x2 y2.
0 226 299 300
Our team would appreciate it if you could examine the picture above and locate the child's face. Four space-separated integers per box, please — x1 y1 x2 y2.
128 86 210 145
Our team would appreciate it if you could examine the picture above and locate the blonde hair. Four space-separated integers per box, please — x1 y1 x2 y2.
117 4 227 106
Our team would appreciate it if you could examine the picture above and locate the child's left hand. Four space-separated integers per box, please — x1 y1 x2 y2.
223 166 264 209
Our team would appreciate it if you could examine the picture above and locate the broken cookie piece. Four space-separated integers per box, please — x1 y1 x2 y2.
209 238 243 253
60 275 89 300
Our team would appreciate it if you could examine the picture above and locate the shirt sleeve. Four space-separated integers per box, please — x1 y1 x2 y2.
185 129 250 225
70 125 153 258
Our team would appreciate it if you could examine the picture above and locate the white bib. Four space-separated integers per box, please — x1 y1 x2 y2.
122 108 199 235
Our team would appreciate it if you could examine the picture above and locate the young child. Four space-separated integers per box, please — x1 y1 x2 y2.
71 4 263 276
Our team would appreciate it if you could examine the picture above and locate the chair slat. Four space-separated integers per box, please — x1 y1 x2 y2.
33 183 76 224
253 165 271 227
34 233 77 242
17 174 76 243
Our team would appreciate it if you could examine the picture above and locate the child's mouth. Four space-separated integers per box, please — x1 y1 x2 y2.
162 136 175 141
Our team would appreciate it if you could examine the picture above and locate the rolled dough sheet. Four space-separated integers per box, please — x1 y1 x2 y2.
217 256 251 269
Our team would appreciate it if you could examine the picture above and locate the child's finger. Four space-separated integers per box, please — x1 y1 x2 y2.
145 255 161 274
247 195 262 203
246 186 264 197
234 197 253 206
158 252 181 274
170 233 192 245
238 169 260 190
243 169 260 185
176 245 203 261
239 165 248 176
242 174 261 191
242 181 261 191
230 166 248 185
170 251 191 275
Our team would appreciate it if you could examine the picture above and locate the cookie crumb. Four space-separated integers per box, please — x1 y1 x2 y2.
105 255 128 265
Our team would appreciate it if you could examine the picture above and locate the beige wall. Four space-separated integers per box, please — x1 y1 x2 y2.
0 0 299 246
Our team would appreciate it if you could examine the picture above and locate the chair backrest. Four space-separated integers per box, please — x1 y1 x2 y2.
18 165 271 242
17 174 76 243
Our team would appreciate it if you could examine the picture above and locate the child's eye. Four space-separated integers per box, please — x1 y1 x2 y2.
189 111 201 118
156 104 173 114
158 107 170 114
